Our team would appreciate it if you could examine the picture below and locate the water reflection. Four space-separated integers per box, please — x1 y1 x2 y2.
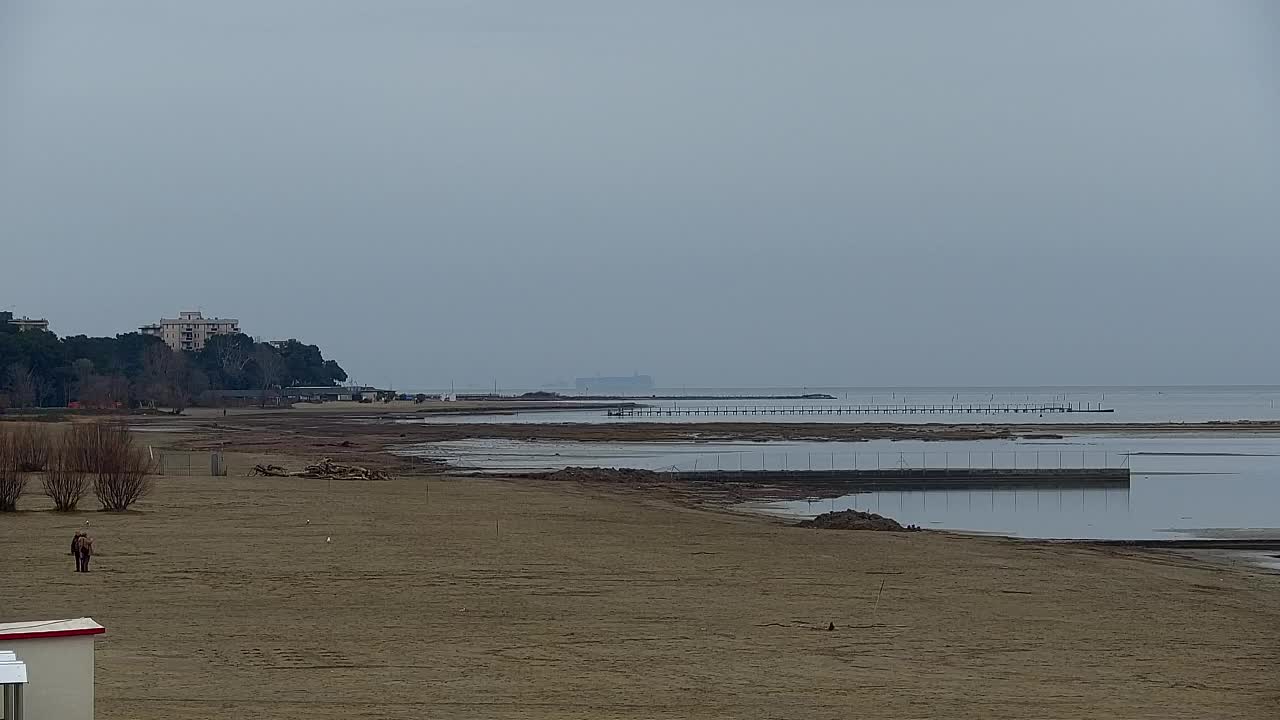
787 485 1134 538
399 434 1280 540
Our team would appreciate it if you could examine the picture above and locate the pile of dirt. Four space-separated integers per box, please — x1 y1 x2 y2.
796 509 919 531
543 466 664 483
251 458 392 481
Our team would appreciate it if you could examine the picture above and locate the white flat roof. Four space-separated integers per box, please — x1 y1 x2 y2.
159 317 238 324
0 618 104 641
0 651 26 684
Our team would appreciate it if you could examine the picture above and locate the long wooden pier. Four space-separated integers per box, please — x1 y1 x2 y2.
607 403 1113 417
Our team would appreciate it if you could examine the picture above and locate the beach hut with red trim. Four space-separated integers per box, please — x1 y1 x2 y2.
0 618 105 720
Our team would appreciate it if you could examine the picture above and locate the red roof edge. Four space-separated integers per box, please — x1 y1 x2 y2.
0 627 106 642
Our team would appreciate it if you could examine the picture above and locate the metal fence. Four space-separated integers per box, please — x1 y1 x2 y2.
153 450 227 477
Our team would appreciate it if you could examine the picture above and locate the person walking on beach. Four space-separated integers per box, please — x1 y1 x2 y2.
72 531 94 572
71 530 84 571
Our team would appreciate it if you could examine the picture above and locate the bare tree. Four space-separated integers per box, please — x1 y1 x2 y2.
63 423 104 473
71 358 95 399
44 430 89 511
4 363 37 408
81 375 111 408
77 372 130 409
253 345 286 407
105 374 131 407
13 424 52 472
91 423 153 511
0 427 25 512
187 367 210 404
211 334 254 385
142 345 192 413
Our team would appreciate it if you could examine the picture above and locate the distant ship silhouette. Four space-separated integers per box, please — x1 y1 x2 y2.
575 373 655 393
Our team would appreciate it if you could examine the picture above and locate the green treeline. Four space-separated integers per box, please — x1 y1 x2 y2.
0 312 347 410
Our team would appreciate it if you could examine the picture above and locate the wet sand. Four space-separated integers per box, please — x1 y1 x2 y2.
4 430 1280 718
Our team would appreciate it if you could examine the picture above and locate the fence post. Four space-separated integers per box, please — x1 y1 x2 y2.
210 452 227 477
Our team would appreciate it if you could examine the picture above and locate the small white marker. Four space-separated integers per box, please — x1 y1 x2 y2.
326 536 332 543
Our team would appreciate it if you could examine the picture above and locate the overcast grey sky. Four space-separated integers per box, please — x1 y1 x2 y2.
2 1 1277 389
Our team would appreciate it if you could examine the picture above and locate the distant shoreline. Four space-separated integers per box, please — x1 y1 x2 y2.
562 393 838 401
454 393 838 401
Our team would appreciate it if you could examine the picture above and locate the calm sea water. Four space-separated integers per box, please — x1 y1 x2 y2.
751 436 1280 540
395 386 1280 541
401 434 1280 541
411 385 1280 425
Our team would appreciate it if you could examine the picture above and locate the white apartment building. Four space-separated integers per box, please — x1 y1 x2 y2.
140 311 240 351
7 316 49 333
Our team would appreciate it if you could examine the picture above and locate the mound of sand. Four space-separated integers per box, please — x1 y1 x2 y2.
543 466 664 483
797 509 918 531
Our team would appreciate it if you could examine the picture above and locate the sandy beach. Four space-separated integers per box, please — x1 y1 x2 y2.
4 414 1280 718
10 0 1277 714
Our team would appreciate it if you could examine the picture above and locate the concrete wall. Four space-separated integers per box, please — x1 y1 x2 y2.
0 636 94 720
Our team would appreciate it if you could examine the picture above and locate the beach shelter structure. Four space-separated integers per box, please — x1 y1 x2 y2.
0 650 27 719
0 618 104 720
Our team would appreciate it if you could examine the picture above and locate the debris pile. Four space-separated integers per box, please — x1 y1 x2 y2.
796 509 919 532
251 464 292 477
251 458 392 481
543 466 663 483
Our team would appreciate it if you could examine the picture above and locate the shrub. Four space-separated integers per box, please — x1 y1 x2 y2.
0 427 25 512
91 423 153 511
43 431 90 511
13 423 52 472
63 424 104 473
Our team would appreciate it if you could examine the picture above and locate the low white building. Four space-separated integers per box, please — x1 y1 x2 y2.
0 650 27 719
0 618 104 720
